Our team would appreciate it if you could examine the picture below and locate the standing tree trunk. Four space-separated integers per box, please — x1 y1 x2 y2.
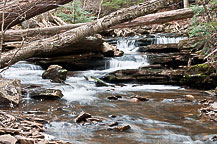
0 0 73 29
0 0 182 68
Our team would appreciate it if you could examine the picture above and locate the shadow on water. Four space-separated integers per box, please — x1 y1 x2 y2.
1 34 217 143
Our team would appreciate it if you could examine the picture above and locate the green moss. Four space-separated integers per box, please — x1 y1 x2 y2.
181 63 217 89
187 63 216 75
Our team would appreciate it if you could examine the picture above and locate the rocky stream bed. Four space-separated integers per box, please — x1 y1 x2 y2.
0 34 217 143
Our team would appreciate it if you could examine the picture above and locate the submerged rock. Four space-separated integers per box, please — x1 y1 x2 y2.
30 89 63 99
0 79 21 106
75 112 92 123
107 125 131 132
42 65 67 83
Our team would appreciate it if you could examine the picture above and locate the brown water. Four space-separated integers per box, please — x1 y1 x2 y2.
12 88 217 144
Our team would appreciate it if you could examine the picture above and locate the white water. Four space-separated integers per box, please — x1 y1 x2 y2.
1 35 186 103
154 34 187 44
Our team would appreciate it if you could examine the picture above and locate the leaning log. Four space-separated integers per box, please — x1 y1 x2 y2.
112 8 194 29
0 0 73 29
0 0 182 68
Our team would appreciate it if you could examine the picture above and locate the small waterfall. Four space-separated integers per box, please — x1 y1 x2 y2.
117 38 138 53
154 34 187 44
105 37 148 69
9 61 43 70
105 55 148 69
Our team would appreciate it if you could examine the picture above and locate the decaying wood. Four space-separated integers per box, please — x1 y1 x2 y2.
2 23 86 42
0 0 73 29
112 7 194 29
0 0 182 68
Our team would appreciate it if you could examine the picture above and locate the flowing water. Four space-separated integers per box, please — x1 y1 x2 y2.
1 34 217 144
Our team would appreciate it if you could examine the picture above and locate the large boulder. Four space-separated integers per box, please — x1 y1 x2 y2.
0 79 22 106
42 65 67 83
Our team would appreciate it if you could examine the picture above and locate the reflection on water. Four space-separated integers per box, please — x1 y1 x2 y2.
1 34 217 143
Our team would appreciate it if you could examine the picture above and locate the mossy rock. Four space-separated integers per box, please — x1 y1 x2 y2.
181 63 217 89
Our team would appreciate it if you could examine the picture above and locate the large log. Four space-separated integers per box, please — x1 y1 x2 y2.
0 0 182 68
0 0 73 29
3 23 86 42
112 8 194 29
1 8 193 42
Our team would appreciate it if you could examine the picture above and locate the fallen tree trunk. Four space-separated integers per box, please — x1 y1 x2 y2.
0 0 182 68
112 7 194 29
1 8 192 42
0 0 73 29
2 23 86 42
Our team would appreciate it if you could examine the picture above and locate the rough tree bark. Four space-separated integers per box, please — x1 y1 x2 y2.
0 0 182 68
1 8 193 42
0 0 73 29
112 7 194 29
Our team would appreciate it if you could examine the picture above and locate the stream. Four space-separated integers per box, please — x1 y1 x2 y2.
1 34 217 144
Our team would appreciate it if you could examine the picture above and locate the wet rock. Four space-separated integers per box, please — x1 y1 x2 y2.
42 65 67 83
129 98 140 103
0 134 17 144
109 115 117 118
184 95 195 102
107 96 122 101
102 42 123 57
131 96 149 101
108 121 119 127
0 79 22 106
211 135 217 141
107 125 131 132
87 117 103 123
182 63 217 89
146 44 179 53
91 76 115 87
75 112 92 123
101 68 183 85
202 91 217 97
30 89 63 99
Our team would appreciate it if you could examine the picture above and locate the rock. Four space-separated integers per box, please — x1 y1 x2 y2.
0 134 17 144
0 79 22 105
129 98 140 103
210 102 217 109
146 44 179 53
202 91 217 97
211 135 217 141
107 96 120 101
108 121 119 127
75 112 92 123
102 42 116 57
91 76 115 87
184 95 195 102
131 96 149 101
30 89 63 99
15 136 34 144
42 65 67 83
107 125 131 132
215 87 217 94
